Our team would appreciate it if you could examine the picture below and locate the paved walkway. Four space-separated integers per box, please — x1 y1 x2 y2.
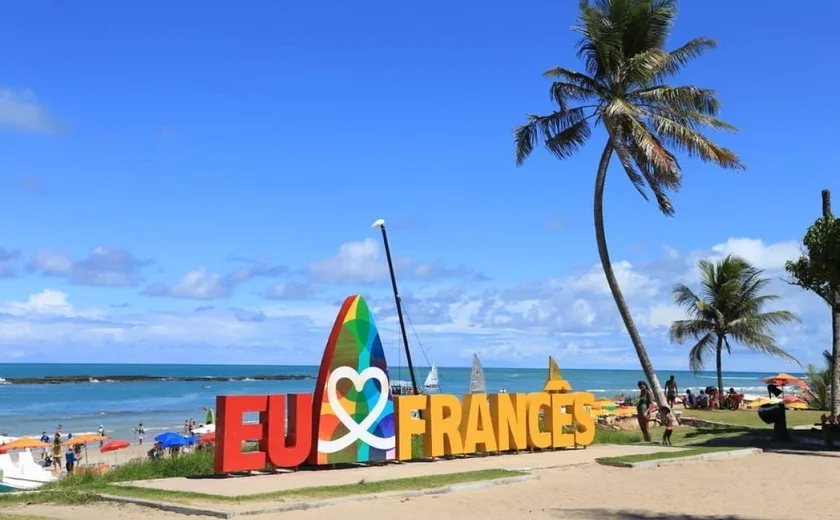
121 444 673 497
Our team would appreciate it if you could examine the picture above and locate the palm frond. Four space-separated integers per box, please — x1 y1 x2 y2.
673 284 701 311
670 319 714 343
688 333 716 372
543 66 604 93
514 108 592 166
631 86 722 116
661 37 718 78
647 113 745 170
549 82 597 111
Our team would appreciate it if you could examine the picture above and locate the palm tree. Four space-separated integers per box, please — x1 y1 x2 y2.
670 255 800 396
513 0 744 404
804 350 832 411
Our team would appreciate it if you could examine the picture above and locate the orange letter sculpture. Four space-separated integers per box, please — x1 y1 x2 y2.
459 394 498 453
425 394 464 457
489 393 528 452
394 394 428 461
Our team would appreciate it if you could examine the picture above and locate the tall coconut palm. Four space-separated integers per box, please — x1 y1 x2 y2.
513 0 744 404
670 255 800 395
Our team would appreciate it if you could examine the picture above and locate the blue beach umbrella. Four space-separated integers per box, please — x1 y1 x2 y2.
154 432 182 444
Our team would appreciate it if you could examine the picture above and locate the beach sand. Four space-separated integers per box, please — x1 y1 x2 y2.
22 442 157 474
5 449 838 519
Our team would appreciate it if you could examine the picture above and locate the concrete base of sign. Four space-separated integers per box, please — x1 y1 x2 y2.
117 444 671 497
100 475 537 519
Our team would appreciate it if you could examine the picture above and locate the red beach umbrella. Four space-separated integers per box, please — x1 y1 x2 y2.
198 432 216 445
101 440 130 453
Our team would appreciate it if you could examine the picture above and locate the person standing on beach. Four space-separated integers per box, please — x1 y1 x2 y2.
136 423 145 445
39 431 50 460
665 376 678 409
52 436 62 471
636 381 653 442
65 446 80 474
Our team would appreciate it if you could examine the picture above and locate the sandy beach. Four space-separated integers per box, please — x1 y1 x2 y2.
6 449 838 519
15 442 160 474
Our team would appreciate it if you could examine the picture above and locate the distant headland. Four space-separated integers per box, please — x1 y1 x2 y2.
0 374 315 385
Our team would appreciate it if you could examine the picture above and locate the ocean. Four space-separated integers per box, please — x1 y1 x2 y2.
0 363 787 439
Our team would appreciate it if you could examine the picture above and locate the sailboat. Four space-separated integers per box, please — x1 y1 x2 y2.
544 356 570 392
424 362 439 389
468 354 486 394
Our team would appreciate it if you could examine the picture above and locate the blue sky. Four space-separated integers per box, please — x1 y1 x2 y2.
0 1 837 370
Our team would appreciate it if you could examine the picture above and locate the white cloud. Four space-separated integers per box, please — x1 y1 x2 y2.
708 238 801 271
0 235 826 370
28 247 151 287
0 289 101 319
143 267 230 299
562 261 659 299
0 87 56 134
307 239 390 284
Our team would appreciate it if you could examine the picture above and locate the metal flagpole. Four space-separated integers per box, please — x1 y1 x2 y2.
372 219 420 395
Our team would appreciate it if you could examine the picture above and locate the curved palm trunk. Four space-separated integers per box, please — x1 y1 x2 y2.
594 141 665 405
715 336 724 397
832 305 839 416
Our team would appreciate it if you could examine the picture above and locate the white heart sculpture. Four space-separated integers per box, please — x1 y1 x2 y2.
319 366 396 454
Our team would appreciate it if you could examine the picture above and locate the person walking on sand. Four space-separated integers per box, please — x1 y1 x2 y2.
136 423 145 445
660 406 678 445
636 381 653 442
665 375 678 409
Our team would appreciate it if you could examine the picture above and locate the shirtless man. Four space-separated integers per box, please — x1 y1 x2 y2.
665 375 678 408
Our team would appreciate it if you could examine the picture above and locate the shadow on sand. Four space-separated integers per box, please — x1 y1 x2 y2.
553 509 762 520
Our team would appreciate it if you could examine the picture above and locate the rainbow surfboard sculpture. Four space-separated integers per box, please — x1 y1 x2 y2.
310 295 396 465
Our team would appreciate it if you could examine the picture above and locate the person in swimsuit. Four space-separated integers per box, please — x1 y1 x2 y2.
665 375 678 408
636 381 653 442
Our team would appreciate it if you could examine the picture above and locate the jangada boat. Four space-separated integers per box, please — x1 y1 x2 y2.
0 450 58 491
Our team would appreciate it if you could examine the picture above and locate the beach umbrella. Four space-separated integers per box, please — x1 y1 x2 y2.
762 373 808 391
155 432 183 442
100 439 131 466
198 432 216 445
0 436 50 453
100 440 130 453
62 434 109 463
592 399 617 411
745 397 780 409
61 434 109 446
613 407 635 416
786 401 810 410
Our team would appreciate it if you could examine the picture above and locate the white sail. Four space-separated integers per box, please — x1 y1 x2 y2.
424 363 439 388
469 354 486 394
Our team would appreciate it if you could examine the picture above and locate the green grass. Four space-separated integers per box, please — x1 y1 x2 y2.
682 409 823 428
53 450 215 489
597 446 737 466
594 429 642 445
593 424 771 447
0 450 522 508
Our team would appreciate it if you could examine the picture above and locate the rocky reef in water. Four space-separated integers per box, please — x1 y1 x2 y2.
1 374 315 385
